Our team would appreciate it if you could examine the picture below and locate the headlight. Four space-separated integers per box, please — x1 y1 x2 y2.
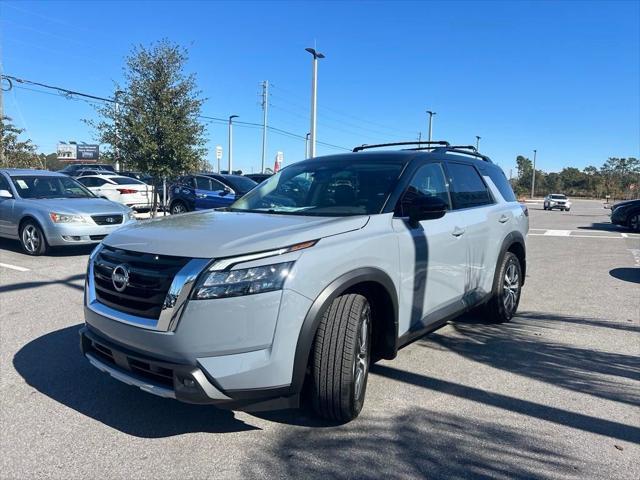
194 261 294 299
127 210 137 221
49 212 88 223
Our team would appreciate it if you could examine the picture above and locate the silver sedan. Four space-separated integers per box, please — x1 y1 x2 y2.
0 169 136 255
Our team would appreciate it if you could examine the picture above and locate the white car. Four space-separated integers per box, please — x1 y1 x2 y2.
543 193 571 211
77 175 154 211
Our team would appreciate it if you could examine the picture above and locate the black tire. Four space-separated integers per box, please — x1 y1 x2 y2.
629 214 640 232
482 252 522 323
170 201 187 215
20 220 48 256
310 293 371 422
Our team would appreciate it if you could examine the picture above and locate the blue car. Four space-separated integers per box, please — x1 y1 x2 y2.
168 174 257 214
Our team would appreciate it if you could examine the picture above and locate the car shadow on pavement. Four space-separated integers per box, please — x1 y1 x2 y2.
241 406 582 480
420 312 640 409
577 222 622 232
0 238 95 257
13 324 260 437
609 267 640 284
0 273 85 293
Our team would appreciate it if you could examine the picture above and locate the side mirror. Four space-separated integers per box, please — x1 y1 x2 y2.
0 189 13 199
219 188 232 196
408 196 448 227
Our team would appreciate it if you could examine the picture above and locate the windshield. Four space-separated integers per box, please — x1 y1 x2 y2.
222 175 257 194
230 159 404 216
111 177 144 185
550 194 567 199
11 175 96 199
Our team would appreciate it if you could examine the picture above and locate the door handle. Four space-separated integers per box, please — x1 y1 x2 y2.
498 215 509 223
195 194 207 199
451 227 466 237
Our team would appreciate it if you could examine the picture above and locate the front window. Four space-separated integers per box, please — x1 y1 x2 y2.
550 194 567 200
11 175 96 199
231 159 405 216
222 176 257 195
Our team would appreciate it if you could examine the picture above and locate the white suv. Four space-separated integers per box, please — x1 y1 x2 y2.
80 142 529 422
544 193 571 211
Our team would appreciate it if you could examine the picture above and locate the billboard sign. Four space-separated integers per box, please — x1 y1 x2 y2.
76 144 100 161
57 144 77 160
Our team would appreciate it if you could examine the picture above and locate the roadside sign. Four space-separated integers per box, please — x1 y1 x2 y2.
215 146 223 160
76 144 99 161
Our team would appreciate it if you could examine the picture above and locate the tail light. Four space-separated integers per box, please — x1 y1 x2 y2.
520 203 529 216
117 188 137 195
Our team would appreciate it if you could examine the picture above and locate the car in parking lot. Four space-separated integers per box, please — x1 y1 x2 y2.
543 193 571 211
80 141 528 422
244 173 272 184
610 198 640 231
58 163 116 176
0 169 136 255
168 173 257 214
76 175 154 211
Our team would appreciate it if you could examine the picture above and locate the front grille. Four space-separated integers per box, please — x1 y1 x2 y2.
93 245 191 319
92 214 123 225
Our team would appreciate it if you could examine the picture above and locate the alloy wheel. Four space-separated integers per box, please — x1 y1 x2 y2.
353 304 371 401
630 215 640 232
503 262 520 314
22 225 40 254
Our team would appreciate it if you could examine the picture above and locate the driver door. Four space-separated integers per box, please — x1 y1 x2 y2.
392 162 468 335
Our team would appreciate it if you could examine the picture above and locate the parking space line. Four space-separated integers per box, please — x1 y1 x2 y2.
0 262 30 272
529 233 623 239
544 230 572 236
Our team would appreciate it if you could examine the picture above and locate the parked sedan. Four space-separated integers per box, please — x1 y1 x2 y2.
610 199 640 232
0 169 136 255
76 175 154 211
168 173 257 214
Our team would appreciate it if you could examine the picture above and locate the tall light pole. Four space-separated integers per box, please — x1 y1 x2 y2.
531 149 537 199
114 90 124 172
306 47 325 158
426 110 436 142
260 81 269 173
475 135 481 150
228 115 238 173
304 132 310 159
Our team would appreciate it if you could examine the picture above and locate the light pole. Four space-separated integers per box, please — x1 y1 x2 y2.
305 132 310 159
426 110 436 142
475 136 481 150
531 149 537 199
260 80 269 173
114 90 124 172
228 115 238 173
306 47 325 158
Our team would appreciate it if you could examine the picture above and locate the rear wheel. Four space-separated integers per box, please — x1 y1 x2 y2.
482 252 522 323
310 293 371 422
20 220 48 256
629 214 640 232
170 201 187 215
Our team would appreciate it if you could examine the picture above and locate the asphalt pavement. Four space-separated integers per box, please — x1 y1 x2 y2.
1 199 638 479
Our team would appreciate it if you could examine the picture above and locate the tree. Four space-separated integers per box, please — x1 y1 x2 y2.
0 116 43 169
88 40 207 214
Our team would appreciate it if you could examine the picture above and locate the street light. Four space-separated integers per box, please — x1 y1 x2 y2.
114 90 125 172
475 136 481 150
531 149 537 199
306 47 325 158
228 115 239 173
426 110 436 142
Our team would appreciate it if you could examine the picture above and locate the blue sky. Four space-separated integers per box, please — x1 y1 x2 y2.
1 0 638 175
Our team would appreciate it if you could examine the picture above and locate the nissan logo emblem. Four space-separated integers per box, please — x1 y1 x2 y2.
111 264 130 292
106 217 115 223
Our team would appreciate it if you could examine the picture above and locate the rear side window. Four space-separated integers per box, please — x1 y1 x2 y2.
447 163 493 209
487 167 517 202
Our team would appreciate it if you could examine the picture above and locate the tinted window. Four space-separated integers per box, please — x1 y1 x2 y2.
487 167 517 202
0 174 10 191
551 194 567 199
447 163 493 209
396 163 450 216
195 176 211 190
222 176 258 194
111 177 144 185
209 178 228 192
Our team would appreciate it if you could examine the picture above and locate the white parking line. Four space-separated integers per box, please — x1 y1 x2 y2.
0 262 30 272
544 230 572 236
529 233 623 239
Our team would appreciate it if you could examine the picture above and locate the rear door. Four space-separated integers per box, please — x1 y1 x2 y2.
393 162 468 334
444 161 496 303
0 174 16 237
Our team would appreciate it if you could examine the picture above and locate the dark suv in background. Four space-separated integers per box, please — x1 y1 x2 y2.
168 173 257 214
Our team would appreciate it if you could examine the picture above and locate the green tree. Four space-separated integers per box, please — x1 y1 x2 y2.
0 116 43 169
88 40 207 213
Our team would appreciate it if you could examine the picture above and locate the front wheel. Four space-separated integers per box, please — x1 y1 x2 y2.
482 252 522 323
170 201 187 215
20 220 48 256
629 214 640 232
310 293 371 422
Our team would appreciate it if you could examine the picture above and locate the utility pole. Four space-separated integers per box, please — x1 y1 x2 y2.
418 132 422 144
0 57 5 166
114 90 124 172
260 81 269 173
427 110 436 142
475 135 481 150
228 115 238 173
531 149 537 199
304 132 310 159
306 47 325 158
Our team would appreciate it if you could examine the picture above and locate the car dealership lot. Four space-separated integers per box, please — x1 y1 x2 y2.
1 199 638 479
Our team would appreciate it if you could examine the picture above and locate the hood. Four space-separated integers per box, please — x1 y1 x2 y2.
103 210 369 258
25 198 130 215
612 199 640 210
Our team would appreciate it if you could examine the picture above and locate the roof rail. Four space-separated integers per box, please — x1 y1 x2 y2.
443 145 492 163
352 141 450 152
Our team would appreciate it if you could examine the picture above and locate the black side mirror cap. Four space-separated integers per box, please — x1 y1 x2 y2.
408 196 448 227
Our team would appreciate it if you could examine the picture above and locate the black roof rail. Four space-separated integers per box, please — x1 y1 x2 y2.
442 145 492 163
352 141 450 152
